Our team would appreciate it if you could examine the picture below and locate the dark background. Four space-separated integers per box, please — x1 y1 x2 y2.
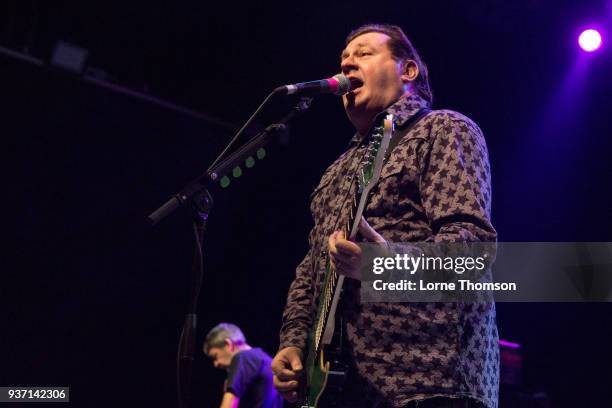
2 1 611 407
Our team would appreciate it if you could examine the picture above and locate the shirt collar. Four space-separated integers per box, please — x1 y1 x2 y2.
348 93 431 147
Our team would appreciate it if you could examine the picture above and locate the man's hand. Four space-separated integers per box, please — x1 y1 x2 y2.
271 346 303 402
328 217 386 280
219 392 239 408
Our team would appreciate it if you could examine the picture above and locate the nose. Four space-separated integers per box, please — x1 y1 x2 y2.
341 54 357 74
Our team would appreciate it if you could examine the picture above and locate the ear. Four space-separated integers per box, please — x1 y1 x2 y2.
224 338 234 351
400 59 419 84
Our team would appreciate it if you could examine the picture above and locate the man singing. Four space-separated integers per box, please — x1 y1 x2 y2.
271 24 499 408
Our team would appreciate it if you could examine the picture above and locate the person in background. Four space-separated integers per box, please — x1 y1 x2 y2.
204 323 283 408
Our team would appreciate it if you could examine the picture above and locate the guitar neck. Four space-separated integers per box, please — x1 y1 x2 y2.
309 114 394 358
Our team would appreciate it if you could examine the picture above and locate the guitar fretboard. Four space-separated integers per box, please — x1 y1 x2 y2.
310 122 388 355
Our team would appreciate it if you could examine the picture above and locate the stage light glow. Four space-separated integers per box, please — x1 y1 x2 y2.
578 29 602 52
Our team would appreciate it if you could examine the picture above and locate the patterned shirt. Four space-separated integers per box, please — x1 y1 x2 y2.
279 94 499 408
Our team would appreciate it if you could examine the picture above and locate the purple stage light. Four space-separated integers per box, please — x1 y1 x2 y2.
578 29 602 52
499 339 521 349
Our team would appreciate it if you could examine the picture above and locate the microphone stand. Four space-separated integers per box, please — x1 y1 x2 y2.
147 94 313 408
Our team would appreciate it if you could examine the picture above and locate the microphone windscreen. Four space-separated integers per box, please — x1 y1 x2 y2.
331 74 351 96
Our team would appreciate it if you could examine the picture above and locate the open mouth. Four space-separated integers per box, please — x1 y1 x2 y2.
348 77 364 92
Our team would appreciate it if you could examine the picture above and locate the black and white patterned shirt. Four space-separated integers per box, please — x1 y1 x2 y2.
279 94 499 408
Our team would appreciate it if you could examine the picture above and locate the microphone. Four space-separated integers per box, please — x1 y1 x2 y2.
274 74 351 96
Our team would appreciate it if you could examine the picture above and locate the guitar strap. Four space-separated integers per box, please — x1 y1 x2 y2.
384 107 431 162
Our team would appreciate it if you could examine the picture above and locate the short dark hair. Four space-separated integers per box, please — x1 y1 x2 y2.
345 24 433 105
203 323 247 354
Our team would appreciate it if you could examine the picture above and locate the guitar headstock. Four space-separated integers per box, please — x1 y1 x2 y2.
357 113 394 194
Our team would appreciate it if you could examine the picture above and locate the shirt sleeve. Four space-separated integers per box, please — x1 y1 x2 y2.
225 352 261 398
278 228 317 351
420 112 497 243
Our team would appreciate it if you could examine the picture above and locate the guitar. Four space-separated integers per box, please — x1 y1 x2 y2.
299 114 395 408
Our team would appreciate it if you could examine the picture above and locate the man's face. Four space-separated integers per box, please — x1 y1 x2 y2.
207 345 233 371
340 32 408 129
